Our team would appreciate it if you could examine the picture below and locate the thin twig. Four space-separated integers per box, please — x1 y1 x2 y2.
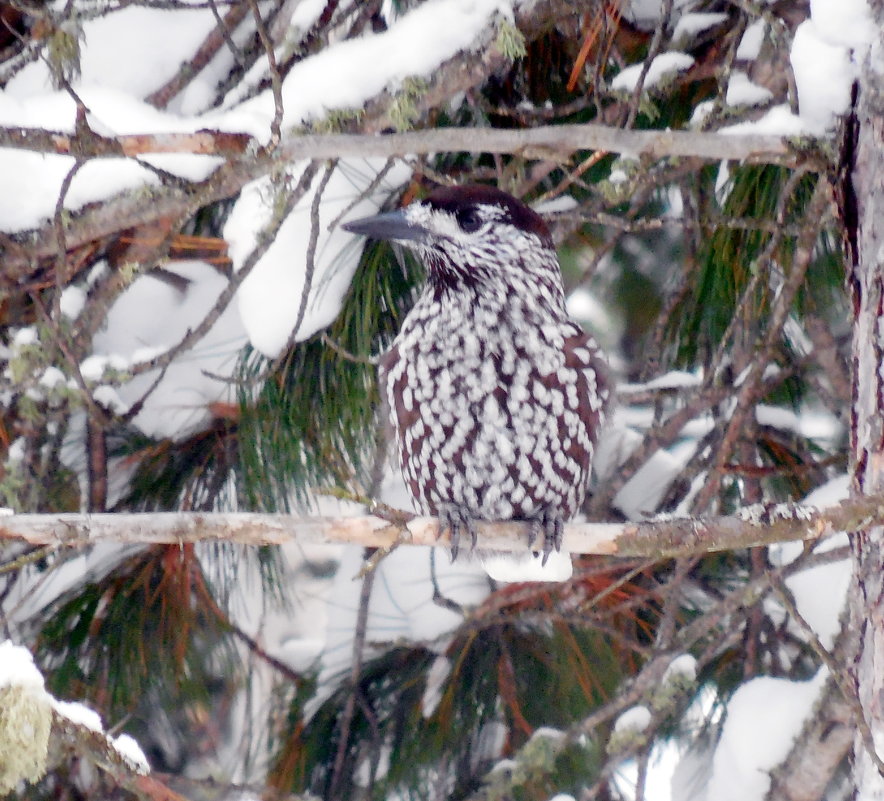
127 162 321 380
325 157 400 233
693 176 832 511
622 0 674 130
320 333 381 366
329 554 377 800
0 122 821 165
146 0 249 108
0 543 63 576
291 160 337 341
247 0 283 149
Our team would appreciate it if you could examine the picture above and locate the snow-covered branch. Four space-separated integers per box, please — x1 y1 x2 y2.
0 641 151 797
0 124 821 277
0 494 875 557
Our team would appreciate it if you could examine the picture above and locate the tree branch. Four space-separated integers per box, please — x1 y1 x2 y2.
0 124 827 288
0 121 818 164
0 0 828 285
0 493 874 556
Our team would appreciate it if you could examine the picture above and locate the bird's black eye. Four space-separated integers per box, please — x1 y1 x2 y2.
455 207 483 233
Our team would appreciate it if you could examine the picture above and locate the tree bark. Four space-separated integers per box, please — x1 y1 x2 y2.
0 494 875 556
849 0 884 792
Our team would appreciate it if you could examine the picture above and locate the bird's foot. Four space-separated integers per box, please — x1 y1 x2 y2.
437 505 478 562
528 508 565 566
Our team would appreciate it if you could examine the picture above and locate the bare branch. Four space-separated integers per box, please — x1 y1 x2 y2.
246 0 283 149
693 175 833 510
0 121 818 164
144 0 250 109
0 0 827 286
770 577 875 781
0 493 874 556
125 161 321 380
0 119 808 282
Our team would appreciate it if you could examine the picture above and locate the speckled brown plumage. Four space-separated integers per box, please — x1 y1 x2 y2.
344 185 610 560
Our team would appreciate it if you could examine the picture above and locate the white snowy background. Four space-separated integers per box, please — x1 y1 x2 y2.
0 0 871 797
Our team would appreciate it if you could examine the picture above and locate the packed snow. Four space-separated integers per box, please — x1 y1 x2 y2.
721 105 810 137
725 72 773 108
614 705 653 733
225 160 410 356
705 670 829 801
736 20 766 61
12 327 38 348
235 0 515 132
6 7 223 103
671 13 728 45
112 733 150 773
790 21 858 133
809 0 874 49
622 0 696 28
611 53 695 92
729 0 873 134
620 370 702 393
664 654 698 682
59 286 86 319
0 640 47 691
53 699 103 732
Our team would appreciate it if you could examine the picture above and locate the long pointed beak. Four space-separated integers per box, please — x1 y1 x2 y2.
342 210 428 244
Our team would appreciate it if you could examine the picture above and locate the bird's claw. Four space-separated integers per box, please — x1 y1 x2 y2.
438 505 478 562
528 508 565 566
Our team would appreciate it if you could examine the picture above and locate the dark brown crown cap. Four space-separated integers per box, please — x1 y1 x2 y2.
422 184 554 248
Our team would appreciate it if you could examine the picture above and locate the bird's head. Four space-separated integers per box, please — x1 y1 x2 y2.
343 185 563 303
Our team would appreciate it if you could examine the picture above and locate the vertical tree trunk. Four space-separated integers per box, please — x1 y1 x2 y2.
850 0 884 793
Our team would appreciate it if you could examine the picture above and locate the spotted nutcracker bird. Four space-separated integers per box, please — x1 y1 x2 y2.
343 185 610 562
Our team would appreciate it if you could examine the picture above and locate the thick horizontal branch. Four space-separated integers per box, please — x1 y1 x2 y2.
0 0 825 278
0 494 877 557
0 126 254 157
0 125 825 278
0 123 811 165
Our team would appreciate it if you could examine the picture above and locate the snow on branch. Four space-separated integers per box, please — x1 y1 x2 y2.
0 494 876 557
0 123 823 279
0 640 157 799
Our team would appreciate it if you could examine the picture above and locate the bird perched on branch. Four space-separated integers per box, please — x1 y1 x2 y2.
343 184 610 562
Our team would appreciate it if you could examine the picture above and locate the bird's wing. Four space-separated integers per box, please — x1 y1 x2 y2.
378 344 420 430
562 324 612 433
